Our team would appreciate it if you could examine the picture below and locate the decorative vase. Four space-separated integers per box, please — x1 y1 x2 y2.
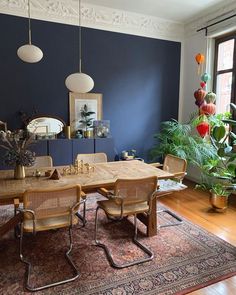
83 130 93 138
64 125 71 139
14 164 25 180
209 193 228 212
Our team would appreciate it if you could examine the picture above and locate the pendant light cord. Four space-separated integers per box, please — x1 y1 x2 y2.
79 0 82 73
28 0 32 44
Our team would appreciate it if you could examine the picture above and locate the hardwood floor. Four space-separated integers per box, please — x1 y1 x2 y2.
158 179 236 295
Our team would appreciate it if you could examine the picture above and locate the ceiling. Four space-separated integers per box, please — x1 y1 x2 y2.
83 0 226 23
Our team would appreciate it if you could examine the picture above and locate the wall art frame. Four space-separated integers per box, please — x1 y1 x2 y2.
69 92 103 137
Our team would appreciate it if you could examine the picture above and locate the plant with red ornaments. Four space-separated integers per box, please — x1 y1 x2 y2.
197 104 236 193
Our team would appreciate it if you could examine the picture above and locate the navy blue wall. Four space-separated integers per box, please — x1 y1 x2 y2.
0 13 181 161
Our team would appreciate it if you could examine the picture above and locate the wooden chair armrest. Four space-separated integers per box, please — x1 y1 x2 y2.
97 188 114 199
97 187 110 197
173 172 187 178
14 198 20 208
81 191 87 199
14 198 20 215
149 162 163 168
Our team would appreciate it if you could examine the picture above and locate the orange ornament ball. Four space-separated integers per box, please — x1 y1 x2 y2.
200 103 216 115
195 53 205 65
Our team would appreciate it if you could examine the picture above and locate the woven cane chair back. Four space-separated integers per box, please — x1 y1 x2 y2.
32 156 53 168
114 176 157 206
76 153 107 164
163 154 187 175
23 185 81 221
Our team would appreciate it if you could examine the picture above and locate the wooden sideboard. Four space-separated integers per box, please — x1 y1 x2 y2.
0 138 116 169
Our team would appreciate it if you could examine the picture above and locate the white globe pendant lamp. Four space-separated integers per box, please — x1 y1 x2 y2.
65 72 94 93
17 0 43 63
65 0 94 93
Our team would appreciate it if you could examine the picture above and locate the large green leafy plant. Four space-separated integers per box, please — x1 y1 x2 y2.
150 119 218 170
199 103 236 193
151 107 236 196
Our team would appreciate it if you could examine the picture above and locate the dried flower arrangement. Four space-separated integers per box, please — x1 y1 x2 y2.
0 131 35 167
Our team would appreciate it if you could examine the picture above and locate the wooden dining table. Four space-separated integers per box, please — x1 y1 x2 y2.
0 160 173 237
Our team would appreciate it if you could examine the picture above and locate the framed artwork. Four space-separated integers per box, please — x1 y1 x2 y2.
69 92 103 136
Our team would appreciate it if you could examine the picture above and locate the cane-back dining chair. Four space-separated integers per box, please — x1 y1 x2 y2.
151 154 187 227
95 176 158 268
15 185 82 291
76 152 107 164
32 155 53 168
150 154 187 183
162 154 187 183
76 152 108 226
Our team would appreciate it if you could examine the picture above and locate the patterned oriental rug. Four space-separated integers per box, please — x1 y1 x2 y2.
1 195 236 295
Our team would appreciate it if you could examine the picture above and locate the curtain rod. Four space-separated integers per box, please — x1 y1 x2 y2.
197 13 236 36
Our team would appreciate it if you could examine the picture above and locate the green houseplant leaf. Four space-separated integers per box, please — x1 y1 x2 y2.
222 119 236 126
212 125 226 141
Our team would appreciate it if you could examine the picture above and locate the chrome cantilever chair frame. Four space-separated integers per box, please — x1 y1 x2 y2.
151 154 187 228
95 177 157 269
17 186 83 292
76 191 87 227
156 179 187 228
95 209 154 269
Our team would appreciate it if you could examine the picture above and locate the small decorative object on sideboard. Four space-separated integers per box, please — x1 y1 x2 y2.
93 120 110 138
64 125 71 139
75 129 83 139
121 149 136 160
0 131 35 179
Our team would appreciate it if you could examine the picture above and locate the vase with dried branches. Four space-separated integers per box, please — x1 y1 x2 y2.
0 131 35 179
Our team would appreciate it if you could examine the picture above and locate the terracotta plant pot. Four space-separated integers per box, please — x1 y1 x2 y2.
209 193 228 212
14 164 25 180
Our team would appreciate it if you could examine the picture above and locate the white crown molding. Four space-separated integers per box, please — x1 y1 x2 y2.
0 0 184 42
184 0 236 37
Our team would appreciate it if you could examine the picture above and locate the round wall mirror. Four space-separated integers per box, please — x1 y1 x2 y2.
27 116 65 137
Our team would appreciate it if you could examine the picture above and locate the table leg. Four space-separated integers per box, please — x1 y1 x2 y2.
0 213 23 238
147 197 157 237
137 197 157 237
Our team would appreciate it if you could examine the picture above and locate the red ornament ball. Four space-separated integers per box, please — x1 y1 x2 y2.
200 82 206 88
194 89 207 101
196 122 210 137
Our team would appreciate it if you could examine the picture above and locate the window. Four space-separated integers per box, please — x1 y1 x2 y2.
213 32 236 114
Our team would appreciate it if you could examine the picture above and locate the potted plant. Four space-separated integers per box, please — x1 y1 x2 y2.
195 182 231 212
210 183 231 212
150 118 218 170
79 104 95 138
150 112 236 212
192 83 235 211
195 105 236 211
